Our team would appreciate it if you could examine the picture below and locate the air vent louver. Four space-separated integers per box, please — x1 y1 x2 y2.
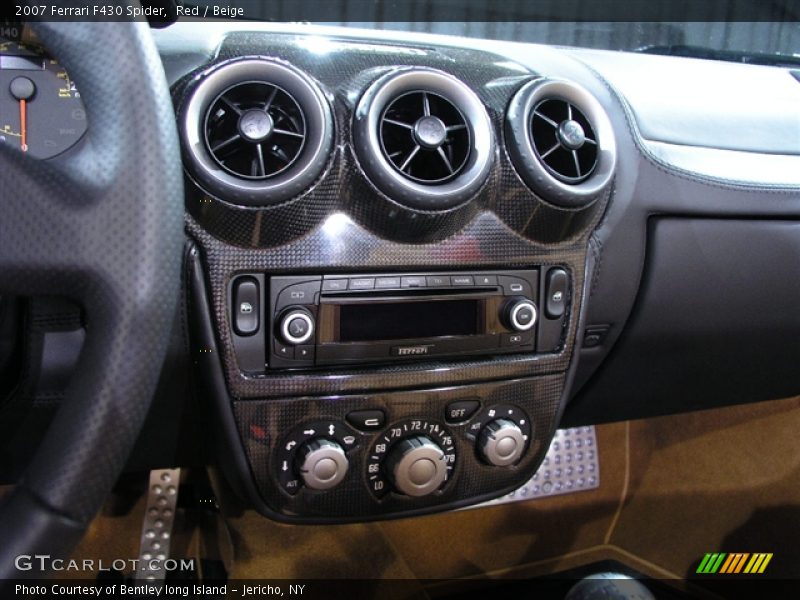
506 79 616 209
180 58 333 206
205 82 306 179
530 99 598 183
354 68 494 211
379 91 470 184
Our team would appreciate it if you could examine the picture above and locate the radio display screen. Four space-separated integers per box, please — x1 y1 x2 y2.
338 299 480 342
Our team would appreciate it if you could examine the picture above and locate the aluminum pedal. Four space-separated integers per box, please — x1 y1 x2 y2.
135 468 181 583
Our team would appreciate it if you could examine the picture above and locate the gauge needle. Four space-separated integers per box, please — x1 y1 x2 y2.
9 76 36 153
19 99 28 152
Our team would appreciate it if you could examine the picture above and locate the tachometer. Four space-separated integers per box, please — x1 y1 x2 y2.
0 37 87 159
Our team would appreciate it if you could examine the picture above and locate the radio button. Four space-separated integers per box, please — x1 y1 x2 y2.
288 317 310 338
322 278 348 292
445 400 480 423
346 410 386 431
499 276 532 298
426 275 449 287
296 346 315 361
375 276 401 289
349 277 375 290
502 332 533 347
450 275 475 287
277 280 321 310
474 274 498 286
516 306 534 325
401 276 426 288
512 303 536 330
274 342 294 359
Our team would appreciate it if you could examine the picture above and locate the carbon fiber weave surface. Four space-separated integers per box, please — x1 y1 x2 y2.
180 31 606 400
177 33 605 249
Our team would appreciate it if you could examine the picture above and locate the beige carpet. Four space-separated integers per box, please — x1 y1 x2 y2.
55 394 800 593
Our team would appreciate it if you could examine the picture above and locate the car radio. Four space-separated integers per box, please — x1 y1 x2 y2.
261 269 552 369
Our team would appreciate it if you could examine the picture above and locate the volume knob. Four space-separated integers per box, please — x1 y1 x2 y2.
295 438 348 490
279 309 315 345
502 297 537 332
478 419 525 466
385 436 447 497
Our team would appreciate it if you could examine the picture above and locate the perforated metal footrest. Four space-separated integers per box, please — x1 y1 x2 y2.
135 468 181 583
468 426 599 509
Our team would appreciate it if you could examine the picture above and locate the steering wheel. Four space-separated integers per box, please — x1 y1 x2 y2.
0 18 183 578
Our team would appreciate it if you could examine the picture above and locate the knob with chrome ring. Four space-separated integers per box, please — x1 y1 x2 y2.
294 438 349 490
478 419 526 466
385 436 448 497
501 297 537 332
279 308 315 345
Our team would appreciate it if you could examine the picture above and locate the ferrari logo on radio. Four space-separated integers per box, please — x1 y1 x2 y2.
394 345 432 356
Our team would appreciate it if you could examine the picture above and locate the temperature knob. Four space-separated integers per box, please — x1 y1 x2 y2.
502 297 537 332
385 436 447 497
478 419 525 466
294 439 348 490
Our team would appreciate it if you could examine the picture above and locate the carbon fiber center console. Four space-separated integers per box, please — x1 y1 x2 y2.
180 31 615 522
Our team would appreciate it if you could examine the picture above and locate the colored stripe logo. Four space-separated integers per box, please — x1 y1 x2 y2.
696 553 772 574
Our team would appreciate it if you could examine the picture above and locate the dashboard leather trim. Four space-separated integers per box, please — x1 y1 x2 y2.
570 48 800 157
644 141 800 187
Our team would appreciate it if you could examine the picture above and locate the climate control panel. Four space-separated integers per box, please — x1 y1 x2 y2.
275 408 530 501
236 375 562 522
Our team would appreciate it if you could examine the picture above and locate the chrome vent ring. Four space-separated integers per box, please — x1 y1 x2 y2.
180 58 333 206
354 68 494 211
506 79 616 209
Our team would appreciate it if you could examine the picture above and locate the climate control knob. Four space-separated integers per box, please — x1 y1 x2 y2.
478 419 526 466
295 438 348 490
385 436 447 497
279 309 315 345
501 297 537 332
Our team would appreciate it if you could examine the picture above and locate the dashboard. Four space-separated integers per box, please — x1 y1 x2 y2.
170 30 613 522
4 21 800 525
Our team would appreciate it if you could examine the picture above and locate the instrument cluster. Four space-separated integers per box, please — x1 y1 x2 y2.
0 33 86 160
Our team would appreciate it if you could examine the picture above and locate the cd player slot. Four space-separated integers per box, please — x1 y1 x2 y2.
319 289 499 303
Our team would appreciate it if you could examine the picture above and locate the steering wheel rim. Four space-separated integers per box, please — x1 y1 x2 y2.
0 17 183 579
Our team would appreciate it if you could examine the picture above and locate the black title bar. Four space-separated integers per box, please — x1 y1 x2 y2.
2 0 799 23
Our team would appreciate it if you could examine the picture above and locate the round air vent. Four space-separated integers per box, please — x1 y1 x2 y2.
506 79 616 208
353 68 494 211
205 82 306 179
181 58 333 206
